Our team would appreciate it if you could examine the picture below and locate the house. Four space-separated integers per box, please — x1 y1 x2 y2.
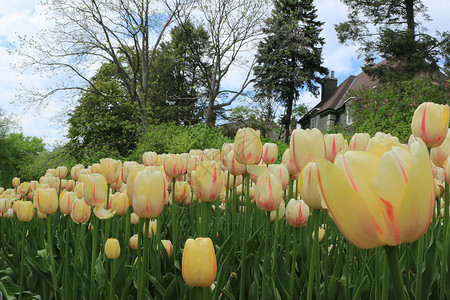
298 64 379 132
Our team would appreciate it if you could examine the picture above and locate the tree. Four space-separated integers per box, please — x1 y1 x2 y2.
335 0 450 80
175 0 270 126
253 0 328 143
15 0 190 134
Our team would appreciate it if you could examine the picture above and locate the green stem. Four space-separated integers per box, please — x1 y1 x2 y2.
19 222 26 300
47 215 59 300
382 251 390 300
289 227 299 300
415 236 424 300
384 245 407 300
442 197 450 300
63 216 70 300
89 214 98 300
271 210 280 279
139 219 150 300
262 212 271 299
239 171 251 300
73 224 83 299
109 258 115 299
307 209 320 300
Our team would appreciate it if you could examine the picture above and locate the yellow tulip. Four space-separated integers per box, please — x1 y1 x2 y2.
269 164 289 190
254 174 283 212
221 143 234 167
282 149 299 176
312 225 326 242
12 177 20 188
202 149 221 162
233 128 263 165
122 161 138 184
17 200 34 222
56 166 68 179
0 197 11 214
349 133 371 151
90 163 100 174
182 237 217 287
430 128 450 167
74 182 84 199
315 138 434 249
59 191 77 215
126 164 145 205
298 162 324 210
324 133 348 162
262 143 278 164
191 161 224 202
174 181 191 204
142 220 158 238
71 198 91 224
34 188 58 215
411 102 449 148
94 206 116 219
130 212 139 224
366 132 404 157
226 151 246 176
132 169 166 219
142 151 157 167
70 165 84 181
290 128 325 173
99 158 122 185
164 154 186 179
65 180 75 192
130 234 139 250
105 238 120 259
17 182 30 197
285 198 310 227
161 240 173 258
110 192 129 216
84 174 107 207
270 199 286 222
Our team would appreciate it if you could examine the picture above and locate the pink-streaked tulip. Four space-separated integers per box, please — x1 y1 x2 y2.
226 151 246 176
0 198 11 214
70 165 84 181
122 161 138 184
312 225 325 242
142 220 158 237
431 128 450 167
269 164 289 190
132 169 166 219
110 175 123 191
189 149 202 157
60 180 68 191
84 174 107 207
17 201 34 222
105 238 120 259
142 151 157 167
411 102 449 148
164 154 187 179
90 163 100 174
187 155 200 175
17 182 30 197
324 133 348 162
202 149 220 162
130 234 139 250
182 237 217 287
349 133 371 151
74 182 84 199
316 138 434 249
56 166 68 179
270 199 286 222
298 162 324 210
29 181 39 193
71 198 91 224
110 192 129 216
290 128 325 173
234 128 263 165
254 174 283 212
191 161 224 202
0 187 4 194
130 212 139 224
12 177 20 188
285 198 310 227
282 149 299 176
221 143 234 167
5 208 13 218
94 206 116 219
37 210 47 219
174 181 191 204
161 240 173 258
34 188 58 215
99 158 122 185
59 191 77 215
366 132 404 157
262 143 278 165
66 180 75 191
47 168 57 177
46 176 60 190
126 164 144 205
154 154 167 167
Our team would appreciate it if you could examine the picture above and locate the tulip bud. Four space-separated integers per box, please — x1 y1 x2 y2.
105 238 120 259
226 151 246 176
34 188 58 215
90 163 100 174
233 128 263 165
187 155 200 175
60 191 77 215
161 240 173 258
269 164 289 190
290 128 325 172
262 143 278 164
182 237 217 287
431 128 450 167
174 181 191 204
191 161 224 202
70 165 84 181
0 197 11 214
12 177 20 188
17 182 30 197
130 234 139 250
164 154 187 179
71 198 91 224
349 133 371 151
142 220 157 238
142 151 157 166
56 166 68 179
84 174 107 207
298 162 323 210
221 143 234 167
17 201 34 222
130 212 139 224
324 133 348 162
122 161 138 184
110 192 129 216
411 102 449 148
254 174 283 212
99 158 122 185
270 199 285 222
285 198 310 227
132 169 166 219
110 174 123 191
282 149 299 176
312 225 326 242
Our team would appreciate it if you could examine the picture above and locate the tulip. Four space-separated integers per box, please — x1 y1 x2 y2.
126 164 145 205
282 149 299 176
105 238 120 259
349 133 371 151
270 199 286 222
298 162 324 210
71 198 91 224
269 164 289 190
161 240 173 258
154 154 167 167
290 128 325 172
90 163 100 174
100 158 122 185
182 237 217 287
17 182 30 197
34 188 58 215
17 201 34 222
187 155 200 175
142 220 158 238
316 138 434 249
164 154 186 179
221 143 234 167
285 198 310 227
122 161 138 184
110 192 129 216
262 143 278 164
324 133 348 162
191 161 224 202
29 181 39 193
56 166 68 179
130 234 139 250
59 191 77 215
254 174 283 212
130 212 139 224
0 198 11 214
74 182 84 199
70 165 83 181
37 210 47 219
312 225 325 242
84 174 107 207
411 102 449 148
226 151 246 176
12 177 20 188
430 128 450 167
174 181 191 204
366 132 404 157
132 169 166 219
202 149 221 162
142 151 157 166
233 128 263 165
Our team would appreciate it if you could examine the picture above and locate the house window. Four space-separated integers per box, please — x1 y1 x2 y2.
346 107 353 125
310 116 319 129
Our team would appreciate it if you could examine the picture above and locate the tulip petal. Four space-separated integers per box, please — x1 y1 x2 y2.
246 165 270 178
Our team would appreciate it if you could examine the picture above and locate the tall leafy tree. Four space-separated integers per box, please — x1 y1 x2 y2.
253 0 328 143
335 0 450 80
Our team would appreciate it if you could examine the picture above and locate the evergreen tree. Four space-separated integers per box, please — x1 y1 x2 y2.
253 0 328 143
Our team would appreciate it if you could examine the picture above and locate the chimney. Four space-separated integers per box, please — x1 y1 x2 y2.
321 70 338 103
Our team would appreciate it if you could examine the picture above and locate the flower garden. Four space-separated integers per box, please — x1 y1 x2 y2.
0 101 449 299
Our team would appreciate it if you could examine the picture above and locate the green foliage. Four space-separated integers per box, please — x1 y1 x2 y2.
347 76 450 143
128 123 231 162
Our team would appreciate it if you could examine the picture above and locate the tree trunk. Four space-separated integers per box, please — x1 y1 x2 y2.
405 0 415 38
284 91 294 144
205 94 215 127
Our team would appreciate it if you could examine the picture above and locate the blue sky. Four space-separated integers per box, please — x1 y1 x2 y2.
0 0 448 147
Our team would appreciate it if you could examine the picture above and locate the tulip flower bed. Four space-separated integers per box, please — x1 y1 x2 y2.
1 101 450 299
